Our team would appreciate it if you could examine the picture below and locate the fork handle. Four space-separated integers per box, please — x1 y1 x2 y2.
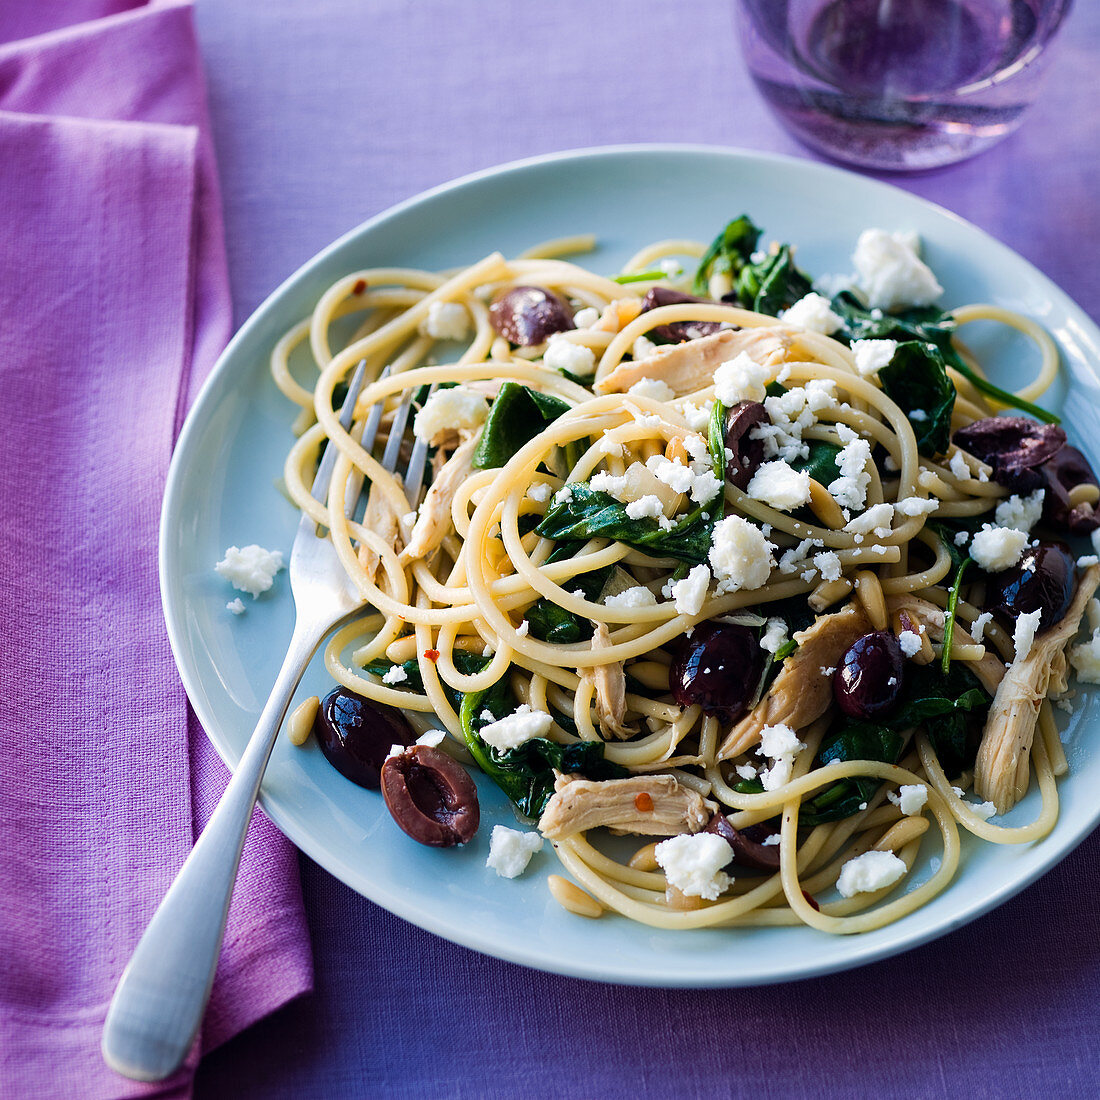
101 618 320 1082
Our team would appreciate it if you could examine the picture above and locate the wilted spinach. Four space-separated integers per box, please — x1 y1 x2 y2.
472 382 571 469
877 342 956 456
692 215 762 296
801 723 906 826
523 540 613 644
790 439 843 485
739 244 815 317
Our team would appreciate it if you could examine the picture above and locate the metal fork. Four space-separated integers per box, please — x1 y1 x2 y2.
103 361 427 1082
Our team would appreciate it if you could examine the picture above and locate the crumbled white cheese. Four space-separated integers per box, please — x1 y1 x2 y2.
628 376 676 402
952 790 997 820
604 585 658 610
948 451 972 481
625 494 673 530
1012 609 1042 662
898 630 922 658
486 826 543 879
836 850 907 897
895 496 939 517
714 351 772 405
527 481 552 504
381 664 409 685
632 335 658 360
735 763 758 781
654 833 733 900
226 598 246 615
419 300 469 341
759 617 789 654
761 833 782 847
756 722 805 792
663 564 711 616
573 306 600 329
883 454 900 473
416 729 447 749
828 436 872 510
413 385 489 445
1079 555 1100 567
851 338 898 377
544 337 596 375
646 454 693 494
813 551 843 583
970 524 1028 572
970 611 993 643
589 471 629 498
909 409 928 422
820 666 836 676
708 516 776 594
753 380 839 464
515 619 530 637
553 484 574 506
215 544 284 598
682 401 713 432
852 228 944 311
955 530 971 548
781 292 843 334
994 489 1045 534
887 784 928 816
845 502 895 537
478 705 553 752
1070 629 1100 684
746 460 812 511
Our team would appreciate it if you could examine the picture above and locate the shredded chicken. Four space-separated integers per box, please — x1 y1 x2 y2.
974 565 1100 813
539 772 715 839
398 433 478 567
359 489 401 582
594 327 791 397
583 622 636 739
717 603 870 761
886 594 1005 696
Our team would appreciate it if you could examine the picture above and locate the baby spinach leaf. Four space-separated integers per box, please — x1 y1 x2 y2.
790 439 842 485
902 662 988 776
742 245 814 317
877 341 956 456
459 688 627 816
523 542 614 645
801 722 906 826
472 382 571 469
536 484 713 564
693 214 762 296
365 650 491 713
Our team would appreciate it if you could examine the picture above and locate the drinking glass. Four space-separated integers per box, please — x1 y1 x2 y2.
737 0 1074 170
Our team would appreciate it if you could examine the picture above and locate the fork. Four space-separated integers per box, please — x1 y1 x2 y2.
102 360 427 1082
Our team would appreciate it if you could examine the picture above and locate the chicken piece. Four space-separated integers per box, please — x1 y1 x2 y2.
594 327 791 396
717 603 870 761
974 565 1100 813
398 433 478 566
359 486 402 582
539 773 715 839
886 594 1005 696
582 622 637 740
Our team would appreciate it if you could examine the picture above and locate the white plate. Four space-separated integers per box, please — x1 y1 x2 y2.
162 145 1100 986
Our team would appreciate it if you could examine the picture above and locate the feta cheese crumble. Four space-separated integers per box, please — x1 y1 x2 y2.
663 564 711 616
969 524 1028 572
714 351 772 404
381 664 409 685
851 338 898 377
759 617 789 654
708 516 776 594
828 436 872 510
478 705 553 752
852 228 944 311
757 722 805 791
845 502 894 538
813 550 842 583
485 826 543 879
746 460 812 511
628 376 676 402
898 630 922 658
632 335 658 360
994 489 1045 534
527 481 552 503
887 784 928 816
654 833 733 900
1012 609 1042 662
970 611 993 643
604 585 658 610
835 850 907 897
544 337 597 376
226 598 246 615
573 306 600 329
948 450 972 481
215 544 284 598
413 385 489 444
419 300 469 341
781 292 843 334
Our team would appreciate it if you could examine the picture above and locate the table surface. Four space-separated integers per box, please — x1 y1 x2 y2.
190 2 1100 1096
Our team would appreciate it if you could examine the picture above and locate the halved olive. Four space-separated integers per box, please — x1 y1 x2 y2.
381 745 480 847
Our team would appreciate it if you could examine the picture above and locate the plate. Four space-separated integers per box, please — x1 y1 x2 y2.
161 145 1100 986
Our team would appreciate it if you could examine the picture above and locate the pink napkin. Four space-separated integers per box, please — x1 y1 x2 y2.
0 4 312 1096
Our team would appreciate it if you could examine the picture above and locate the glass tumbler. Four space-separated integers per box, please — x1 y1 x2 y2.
737 0 1074 171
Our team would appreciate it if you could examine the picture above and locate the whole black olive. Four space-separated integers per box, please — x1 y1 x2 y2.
669 622 764 720
985 541 1075 630
952 416 1066 491
1041 445 1100 534
724 400 770 490
705 812 780 872
381 745 480 847
489 286 574 346
639 286 725 343
833 631 905 720
314 687 415 789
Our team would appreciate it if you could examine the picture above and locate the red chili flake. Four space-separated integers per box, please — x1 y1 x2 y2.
352 278 367 295
634 792 654 812
802 890 820 912
423 649 440 662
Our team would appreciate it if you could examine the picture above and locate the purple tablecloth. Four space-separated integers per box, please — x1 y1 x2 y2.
185 1 1100 1095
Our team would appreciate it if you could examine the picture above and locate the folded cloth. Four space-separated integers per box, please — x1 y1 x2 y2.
0 4 312 1097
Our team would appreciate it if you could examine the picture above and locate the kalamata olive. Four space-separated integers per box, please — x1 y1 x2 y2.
314 687 415 789
705 812 780 872
952 416 1067 491
489 286 574 346
1041 445 1100 533
985 541 1075 630
380 745 480 847
669 622 764 720
639 287 725 343
833 631 904 720
724 400 770 490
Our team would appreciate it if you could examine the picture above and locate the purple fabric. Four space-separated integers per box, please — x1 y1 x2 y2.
0 4 311 1097
184 1 1100 1097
